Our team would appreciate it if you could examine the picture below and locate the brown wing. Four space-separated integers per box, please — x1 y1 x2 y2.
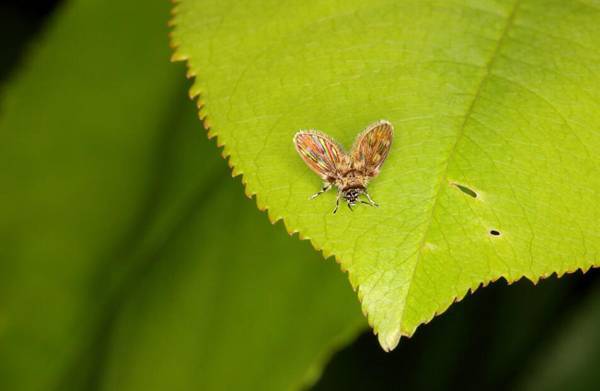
294 131 348 181
350 120 393 177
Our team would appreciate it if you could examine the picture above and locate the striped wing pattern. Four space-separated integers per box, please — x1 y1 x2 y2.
351 120 393 177
294 131 346 180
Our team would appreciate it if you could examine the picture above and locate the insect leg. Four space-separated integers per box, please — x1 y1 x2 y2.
310 182 332 200
333 192 340 214
364 191 379 207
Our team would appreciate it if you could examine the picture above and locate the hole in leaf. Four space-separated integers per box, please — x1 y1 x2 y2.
452 183 478 198
489 230 501 236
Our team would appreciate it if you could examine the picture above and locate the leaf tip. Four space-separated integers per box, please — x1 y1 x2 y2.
170 51 188 63
377 329 401 352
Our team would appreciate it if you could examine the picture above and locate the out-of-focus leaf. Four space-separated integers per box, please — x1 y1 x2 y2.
171 0 600 350
0 0 184 387
97 142 364 390
0 0 363 389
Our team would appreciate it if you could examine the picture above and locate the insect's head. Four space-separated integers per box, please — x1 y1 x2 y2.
343 187 364 206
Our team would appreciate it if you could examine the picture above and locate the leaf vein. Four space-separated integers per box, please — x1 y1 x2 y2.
396 0 522 336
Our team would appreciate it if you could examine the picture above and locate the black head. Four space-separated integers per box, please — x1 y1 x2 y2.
342 187 364 206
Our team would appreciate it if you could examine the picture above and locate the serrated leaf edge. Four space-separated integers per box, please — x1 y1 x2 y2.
167 0 599 352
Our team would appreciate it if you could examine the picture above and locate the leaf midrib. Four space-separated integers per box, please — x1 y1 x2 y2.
397 0 522 341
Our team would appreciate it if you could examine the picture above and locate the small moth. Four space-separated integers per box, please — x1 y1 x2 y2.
294 120 393 213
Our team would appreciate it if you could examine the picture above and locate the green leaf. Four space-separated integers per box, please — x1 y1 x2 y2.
97 169 364 391
171 0 600 350
0 0 363 389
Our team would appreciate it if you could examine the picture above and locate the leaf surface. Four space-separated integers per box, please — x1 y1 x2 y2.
171 0 600 350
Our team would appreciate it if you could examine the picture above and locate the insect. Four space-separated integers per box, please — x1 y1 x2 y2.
293 120 393 213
